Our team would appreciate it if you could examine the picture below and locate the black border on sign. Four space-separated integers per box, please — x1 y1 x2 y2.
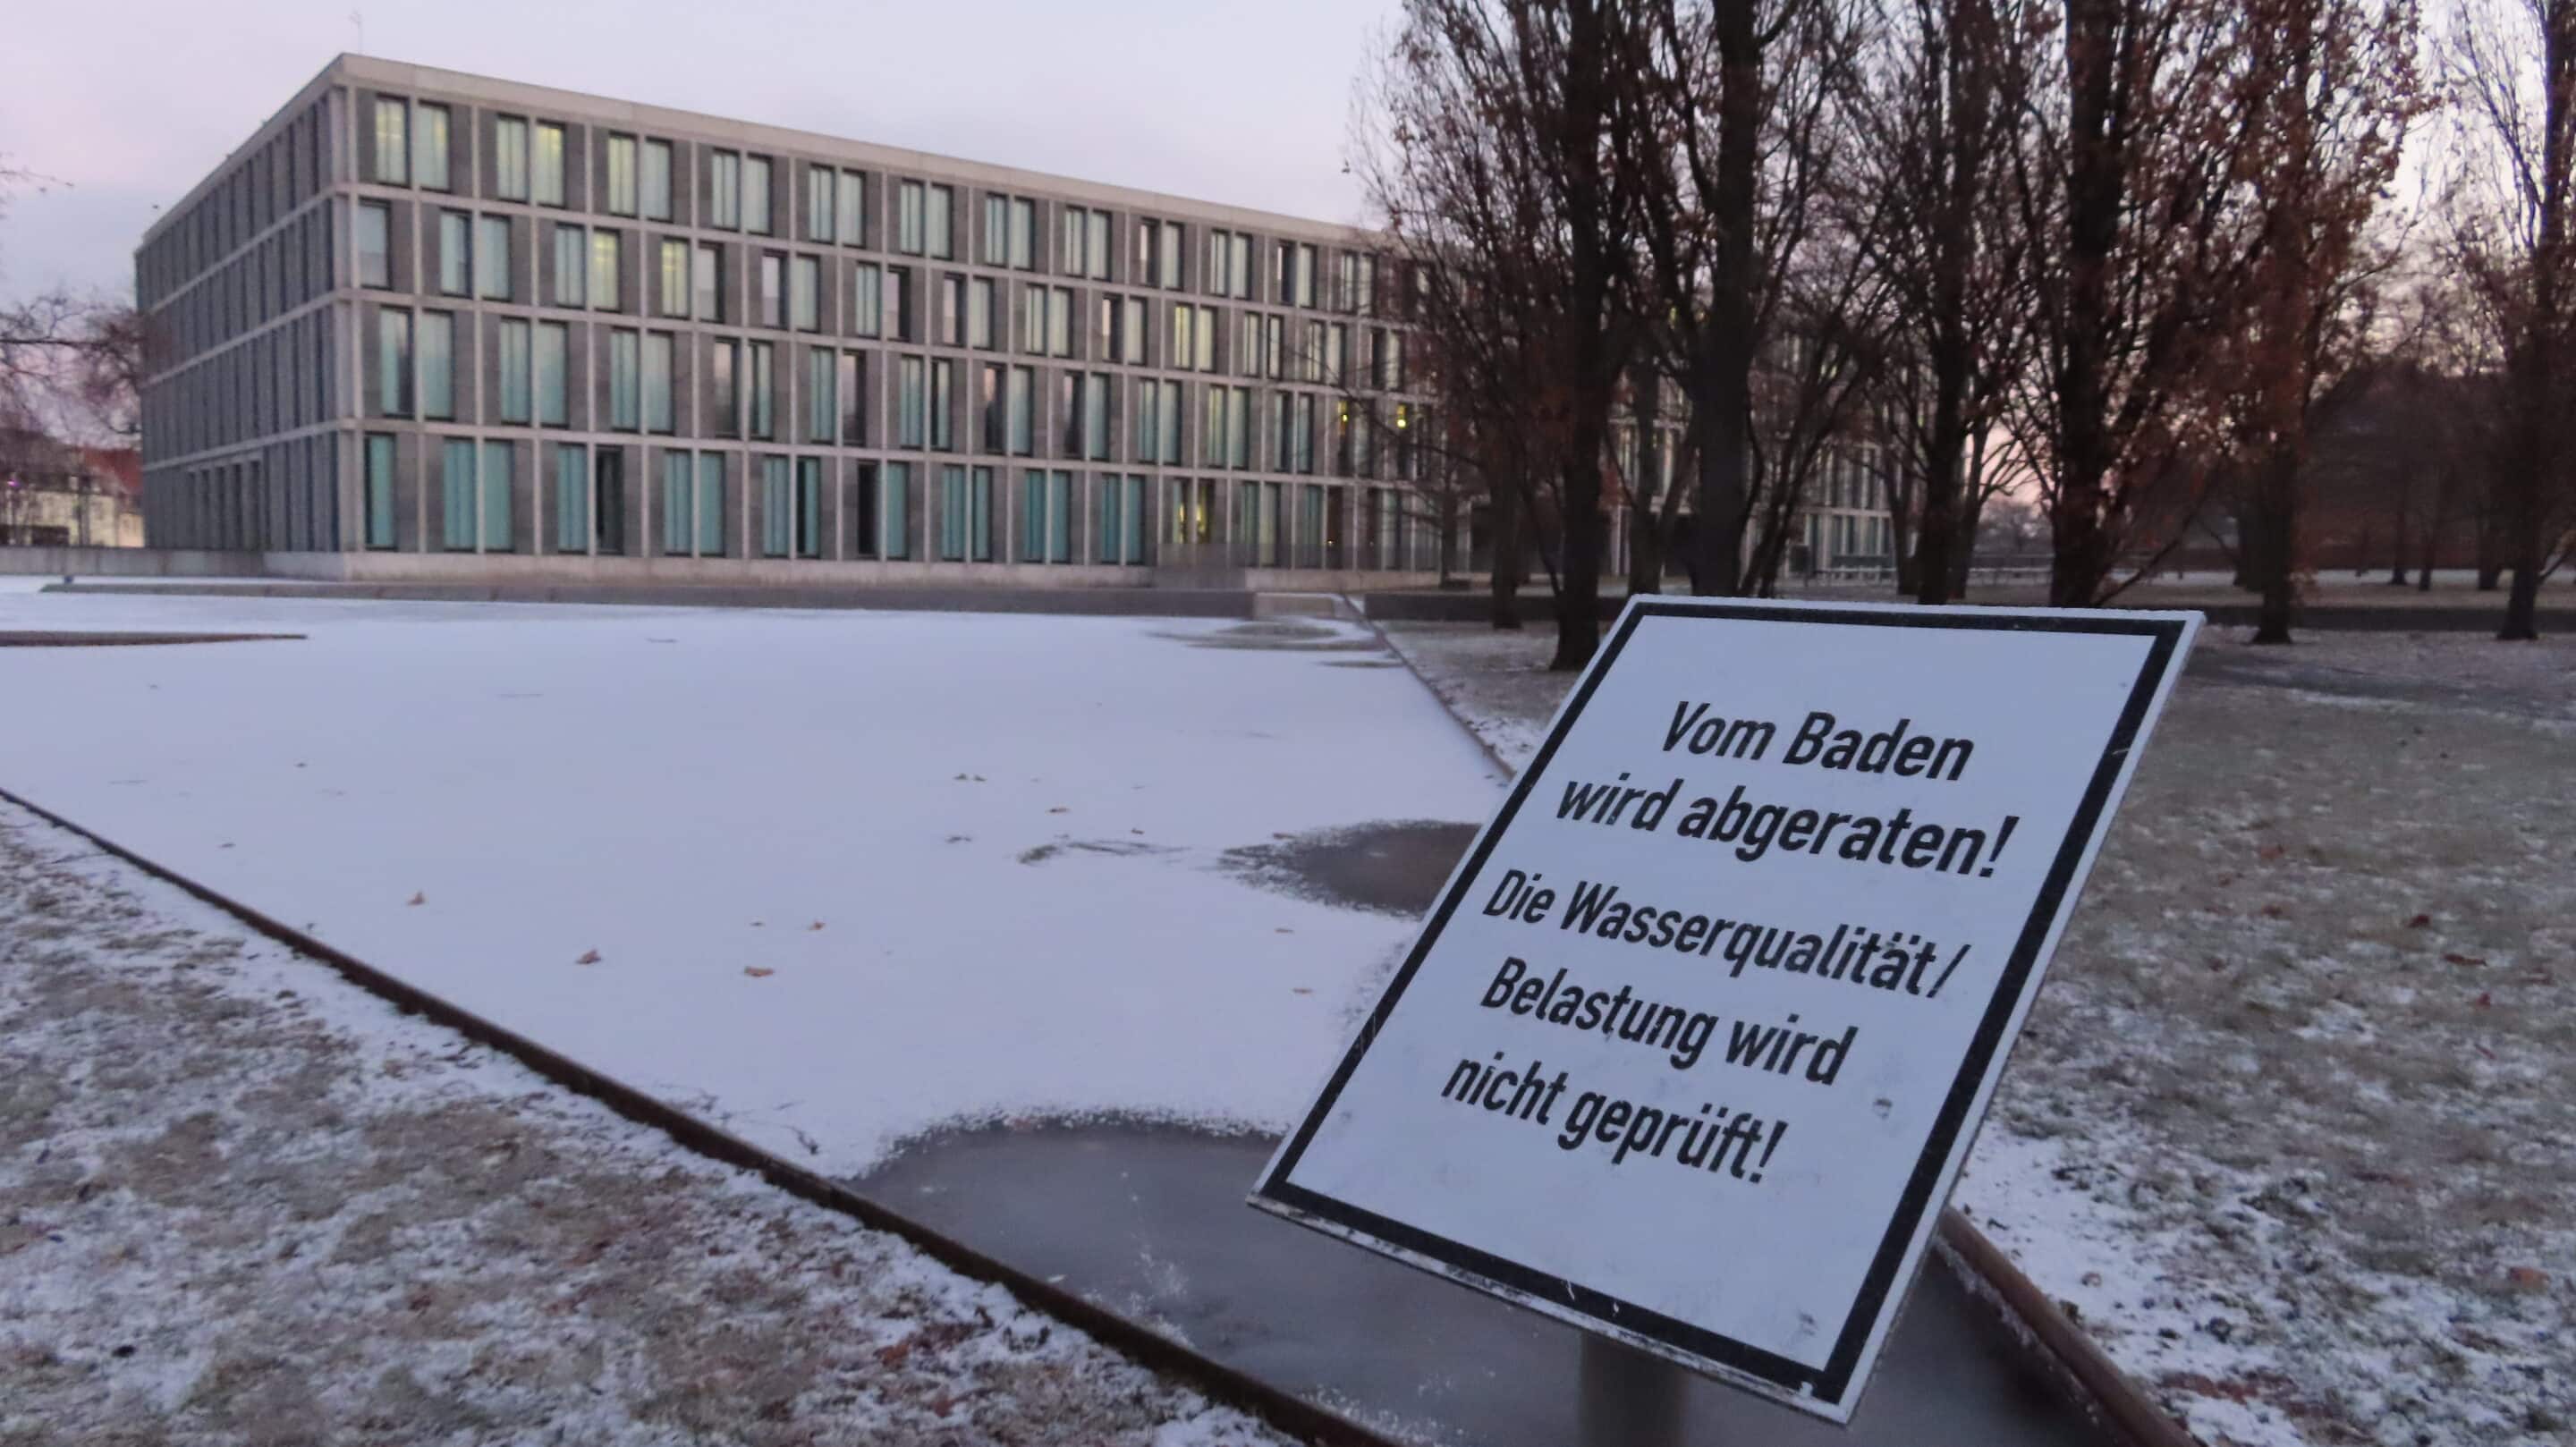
1252 598 2190 1411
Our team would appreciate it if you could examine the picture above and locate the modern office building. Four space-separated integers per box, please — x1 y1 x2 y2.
135 55 1451 587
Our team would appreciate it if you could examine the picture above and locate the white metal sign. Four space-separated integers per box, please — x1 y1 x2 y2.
1252 597 2199 1422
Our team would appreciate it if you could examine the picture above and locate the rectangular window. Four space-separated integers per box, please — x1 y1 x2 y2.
748 341 775 439
1229 386 1250 469
658 238 689 317
1098 472 1123 563
927 184 953 258
1021 468 1047 563
553 224 586 307
535 322 569 426
761 455 792 556
495 117 529 200
364 434 396 548
478 215 513 300
970 466 995 561
931 358 954 450
758 252 784 328
609 330 640 431
710 340 739 436
836 171 865 246
1006 366 1033 455
1160 220 1182 289
377 309 411 417
970 277 995 349
1135 377 1160 463
1087 209 1111 281
1171 304 1193 372
713 151 741 229
606 134 637 215
1230 232 1250 299
796 456 823 558
1009 198 1035 269
554 443 589 551
643 332 674 432
1161 379 1182 464
807 165 835 241
1086 372 1110 461
533 123 565 206
696 452 724 554
1049 286 1072 357
1048 471 1072 562
661 451 695 556
357 201 390 288
883 461 911 558
1123 297 1146 365
842 352 868 444
983 193 1008 266
792 256 819 331
1063 206 1087 275
1266 315 1284 377
898 181 924 253
980 364 1005 451
373 97 408 185
641 140 672 220
682 244 715 324
417 104 450 190
940 464 969 561
808 348 836 444
939 274 964 346
499 318 531 422
1203 385 1224 467
437 211 470 294
743 156 772 234
591 229 621 310
887 267 913 342
852 261 882 335
442 437 478 550
419 310 453 419
899 356 926 447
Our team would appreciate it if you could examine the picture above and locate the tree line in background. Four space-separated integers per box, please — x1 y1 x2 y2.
0 163 149 447
1360 0 2575 664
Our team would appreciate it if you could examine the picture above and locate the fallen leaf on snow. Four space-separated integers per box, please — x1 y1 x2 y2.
2507 1266 2549 1291
574 950 601 965
407 892 426 906
809 921 825 931
744 967 775 978
2444 952 2487 967
2407 913 2433 928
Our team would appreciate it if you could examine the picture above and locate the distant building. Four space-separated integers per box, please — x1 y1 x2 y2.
135 55 1449 586
0 430 144 547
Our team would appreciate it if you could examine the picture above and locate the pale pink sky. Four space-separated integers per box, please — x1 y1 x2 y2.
1 0 1393 300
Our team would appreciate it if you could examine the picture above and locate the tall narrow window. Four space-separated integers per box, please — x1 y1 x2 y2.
1063 206 1087 275
606 134 637 216
477 215 512 300
498 319 532 422
883 461 911 558
927 184 953 258
661 451 695 555
1009 198 1034 269
530 321 571 427
533 123 566 206
481 442 516 551
1228 386 1250 468
711 340 739 437
696 242 722 322
899 356 926 447
1123 297 1146 365
1021 469 1047 563
1086 372 1110 461
1047 471 1072 562
1049 287 1072 357
855 463 882 555
887 267 913 342
416 104 450 190
898 181 924 254
931 359 955 451
641 140 673 220
807 165 835 241
968 466 995 561
494 117 530 200
758 252 784 328
377 309 411 417
590 229 621 310
643 332 673 433
1087 209 1111 281
1160 379 1182 465
940 464 969 561
1160 220 1183 289
418 311 453 419
442 437 477 550
609 330 640 431
852 261 882 335
696 452 724 554
658 238 689 317
437 211 470 295
373 97 409 185
761 455 792 556
836 171 865 246
792 256 819 331
356 201 391 288
713 151 741 229
553 224 586 307
970 277 994 349
1006 366 1032 455
1135 377 1160 463
839 352 864 444
983 193 1009 266
743 156 772 234
747 341 775 439
809 348 836 444
796 457 823 557
554 443 589 551
980 364 1005 451
364 434 396 548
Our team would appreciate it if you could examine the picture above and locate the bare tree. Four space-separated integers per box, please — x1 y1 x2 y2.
2444 0 2576 639
1844 0 2041 603
2004 0 2276 605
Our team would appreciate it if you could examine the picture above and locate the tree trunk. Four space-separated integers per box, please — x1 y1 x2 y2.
1489 483 1525 630
1693 0 1763 597
2502 562 2542 641
2049 0 2122 608
1948 429 1989 597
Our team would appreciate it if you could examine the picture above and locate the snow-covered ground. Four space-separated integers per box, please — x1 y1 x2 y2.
1383 620 2576 1447
0 590 1503 1176
0 794 1292 1446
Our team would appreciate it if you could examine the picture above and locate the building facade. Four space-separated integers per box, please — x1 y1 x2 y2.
1 432 145 548
136 56 1448 587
